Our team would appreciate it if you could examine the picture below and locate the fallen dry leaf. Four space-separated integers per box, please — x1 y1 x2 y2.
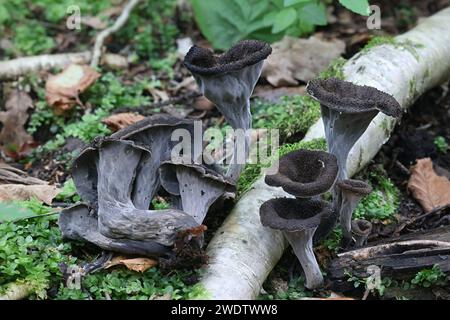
262 35 345 87
45 64 100 114
408 158 450 212
106 256 158 273
0 90 34 159
0 184 61 205
102 113 145 132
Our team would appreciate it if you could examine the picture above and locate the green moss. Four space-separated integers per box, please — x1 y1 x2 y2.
409 78 417 99
362 36 424 61
354 166 400 221
434 136 448 154
252 95 321 143
318 57 347 80
0 199 204 300
237 138 327 195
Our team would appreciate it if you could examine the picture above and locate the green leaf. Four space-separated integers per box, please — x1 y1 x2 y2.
0 202 35 222
191 0 273 50
272 7 297 33
298 2 327 26
339 0 370 16
284 0 311 6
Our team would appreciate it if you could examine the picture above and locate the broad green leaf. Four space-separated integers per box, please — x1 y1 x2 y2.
0 202 35 222
284 0 311 6
298 2 327 26
191 0 275 49
272 8 297 33
339 0 370 16
271 0 285 9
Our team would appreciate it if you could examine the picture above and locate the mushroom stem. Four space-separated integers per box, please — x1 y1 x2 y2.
284 228 323 290
321 108 379 182
339 193 361 244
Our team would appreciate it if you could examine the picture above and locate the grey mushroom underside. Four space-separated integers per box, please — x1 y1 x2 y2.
321 106 379 181
321 106 378 217
58 204 172 257
193 61 264 181
71 148 99 208
339 193 363 243
119 128 192 210
95 140 199 246
176 166 226 224
284 228 324 290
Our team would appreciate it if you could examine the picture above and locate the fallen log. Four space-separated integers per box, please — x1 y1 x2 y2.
327 240 450 291
196 7 450 300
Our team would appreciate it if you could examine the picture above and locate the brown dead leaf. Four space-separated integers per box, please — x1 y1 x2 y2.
408 158 450 212
0 184 61 205
262 35 345 87
102 113 145 132
106 255 158 273
45 64 100 114
0 90 34 159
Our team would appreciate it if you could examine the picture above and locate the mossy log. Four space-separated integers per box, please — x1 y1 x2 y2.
197 7 450 300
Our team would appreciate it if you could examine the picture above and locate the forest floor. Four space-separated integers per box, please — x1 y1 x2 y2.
0 0 449 300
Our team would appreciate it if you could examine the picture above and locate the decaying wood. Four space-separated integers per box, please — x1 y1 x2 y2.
0 52 130 80
0 163 47 185
327 240 450 288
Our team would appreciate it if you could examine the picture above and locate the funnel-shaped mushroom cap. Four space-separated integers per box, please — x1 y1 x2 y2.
260 197 331 290
338 179 372 196
72 115 195 211
306 78 401 182
351 219 372 237
306 78 402 118
159 161 235 224
260 198 332 231
265 149 338 198
184 40 272 181
184 40 272 76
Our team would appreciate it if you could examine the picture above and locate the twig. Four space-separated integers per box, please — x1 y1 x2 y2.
90 0 141 68
405 204 450 227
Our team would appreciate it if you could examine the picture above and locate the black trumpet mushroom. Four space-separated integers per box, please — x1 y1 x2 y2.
72 115 194 211
306 78 402 182
351 219 372 247
60 138 199 257
337 179 373 246
265 149 338 241
265 149 338 199
159 161 235 224
184 40 272 181
260 198 333 289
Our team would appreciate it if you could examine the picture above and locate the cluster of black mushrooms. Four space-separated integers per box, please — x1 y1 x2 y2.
260 78 402 289
59 40 402 282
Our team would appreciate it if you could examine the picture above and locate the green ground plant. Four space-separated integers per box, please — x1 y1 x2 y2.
434 136 448 154
0 199 205 300
354 167 400 221
191 0 370 50
410 265 448 288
